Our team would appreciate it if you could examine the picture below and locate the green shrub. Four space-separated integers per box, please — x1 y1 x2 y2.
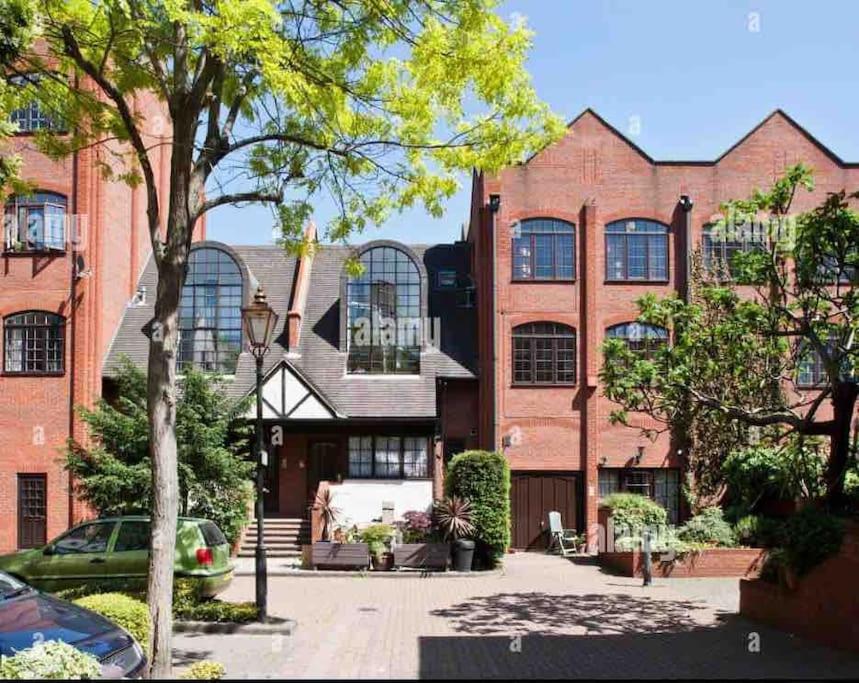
180 660 226 679
677 507 736 547
359 523 395 556
54 578 146 602
780 506 844 576
445 450 510 567
732 514 785 547
603 493 668 530
0 640 101 680
723 443 825 514
173 578 258 623
74 593 150 649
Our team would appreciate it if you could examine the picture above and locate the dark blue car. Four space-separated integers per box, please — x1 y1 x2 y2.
0 571 146 678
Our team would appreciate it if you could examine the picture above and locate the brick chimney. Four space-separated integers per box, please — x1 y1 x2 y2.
286 221 317 354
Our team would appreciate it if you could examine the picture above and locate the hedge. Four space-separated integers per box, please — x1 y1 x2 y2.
445 450 510 567
74 593 150 650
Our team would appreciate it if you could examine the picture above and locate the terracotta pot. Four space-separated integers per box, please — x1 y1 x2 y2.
372 552 394 571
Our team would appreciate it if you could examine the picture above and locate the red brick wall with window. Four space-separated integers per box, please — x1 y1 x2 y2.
0 87 193 552
469 109 859 546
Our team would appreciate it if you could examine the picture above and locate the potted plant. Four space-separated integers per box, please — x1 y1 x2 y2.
360 524 395 571
311 491 370 569
435 496 476 572
392 510 450 570
315 487 341 542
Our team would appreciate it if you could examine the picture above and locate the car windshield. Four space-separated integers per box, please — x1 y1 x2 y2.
0 572 29 599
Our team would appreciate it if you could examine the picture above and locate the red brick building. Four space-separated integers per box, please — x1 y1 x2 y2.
0 88 178 553
467 109 859 550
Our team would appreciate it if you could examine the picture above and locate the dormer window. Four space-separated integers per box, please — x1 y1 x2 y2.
346 245 422 374
178 247 243 374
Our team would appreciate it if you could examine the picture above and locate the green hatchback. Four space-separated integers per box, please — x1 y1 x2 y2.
0 516 233 597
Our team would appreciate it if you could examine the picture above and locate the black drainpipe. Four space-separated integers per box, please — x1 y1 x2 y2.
488 194 501 450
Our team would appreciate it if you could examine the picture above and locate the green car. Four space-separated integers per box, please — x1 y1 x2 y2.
0 516 233 597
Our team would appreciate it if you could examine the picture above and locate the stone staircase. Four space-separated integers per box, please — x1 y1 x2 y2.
237 517 310 559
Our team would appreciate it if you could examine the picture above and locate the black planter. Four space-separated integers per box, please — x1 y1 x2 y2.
451 539 475 572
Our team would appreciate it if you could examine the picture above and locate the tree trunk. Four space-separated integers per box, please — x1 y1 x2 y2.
824 381 859 509
145 116 197 677
145 257 183 679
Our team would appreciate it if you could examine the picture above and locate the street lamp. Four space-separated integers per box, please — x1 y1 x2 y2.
242 285 279 620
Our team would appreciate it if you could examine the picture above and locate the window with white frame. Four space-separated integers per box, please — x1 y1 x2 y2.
4 193 67 252
4 311 65 374
347 435 429 479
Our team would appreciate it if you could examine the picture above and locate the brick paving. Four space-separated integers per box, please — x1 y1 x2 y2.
175 553 859 679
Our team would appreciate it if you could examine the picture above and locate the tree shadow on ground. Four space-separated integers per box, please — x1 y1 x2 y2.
431 591 723 636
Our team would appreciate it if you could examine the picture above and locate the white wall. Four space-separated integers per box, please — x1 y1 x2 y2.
331 480 433 527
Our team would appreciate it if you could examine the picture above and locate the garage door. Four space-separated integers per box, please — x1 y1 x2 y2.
511 472 580 550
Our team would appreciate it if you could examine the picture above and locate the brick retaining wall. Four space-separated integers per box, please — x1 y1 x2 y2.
601 548 767 578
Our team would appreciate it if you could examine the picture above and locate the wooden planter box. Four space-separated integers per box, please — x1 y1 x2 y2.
600 547 767 578
311 542 370 570
393 543 450 571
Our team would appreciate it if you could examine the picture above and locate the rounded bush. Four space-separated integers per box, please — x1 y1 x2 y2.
0 640 101 680
74 593 150 649
602 492 668 530
677 507 736 547
732 514 784 547
445 450 510 567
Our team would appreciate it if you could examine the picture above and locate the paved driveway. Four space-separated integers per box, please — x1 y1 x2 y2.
174 553 859 679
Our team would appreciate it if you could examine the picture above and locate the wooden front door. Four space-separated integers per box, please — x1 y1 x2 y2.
307 441 339 503
263 450 280 513
511 472 580 550
18 474 47 549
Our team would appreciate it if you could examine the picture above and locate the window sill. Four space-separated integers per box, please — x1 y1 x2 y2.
342 477 432 482
511 382 577 389
604 279 670 285
3 248 67 257
344 373 422 379
510 278 576 284
3 371 65 378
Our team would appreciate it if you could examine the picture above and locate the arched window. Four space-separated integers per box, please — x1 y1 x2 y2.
606 322 669 358
4 192 67 252
178 247 243 374
4 311 65 374
347 245 422 374
512 322 576 385
605 219 669 281
512 218 575 281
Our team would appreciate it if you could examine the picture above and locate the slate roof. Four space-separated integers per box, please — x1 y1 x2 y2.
103 241 477 419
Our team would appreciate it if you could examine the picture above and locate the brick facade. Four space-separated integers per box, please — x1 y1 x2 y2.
0 89 188 552
468 109 859 548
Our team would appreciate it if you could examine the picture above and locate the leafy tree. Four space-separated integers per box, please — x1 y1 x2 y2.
602 165 858 509
0 0 36 192
16 1 561 673
66 358 253 547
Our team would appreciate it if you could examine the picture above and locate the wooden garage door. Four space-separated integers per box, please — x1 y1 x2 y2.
511 473 579 550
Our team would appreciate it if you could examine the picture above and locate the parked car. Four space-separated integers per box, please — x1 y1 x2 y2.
0 516 233 597
0 571 146 678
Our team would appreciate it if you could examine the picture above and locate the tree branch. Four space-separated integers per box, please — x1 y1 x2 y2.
192 190 282 221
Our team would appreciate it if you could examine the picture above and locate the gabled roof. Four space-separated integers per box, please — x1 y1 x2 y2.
524 108 858 168
104 241 477 420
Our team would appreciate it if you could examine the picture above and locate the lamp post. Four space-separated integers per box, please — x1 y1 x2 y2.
241 285 278 620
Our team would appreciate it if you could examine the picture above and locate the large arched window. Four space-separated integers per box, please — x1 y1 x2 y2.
3 311 65 374
346 245 421 374
512 322 576 385
4 192 67 252
512 218 575 281
605 219 669 281
178 247 243 374
606 322 669 358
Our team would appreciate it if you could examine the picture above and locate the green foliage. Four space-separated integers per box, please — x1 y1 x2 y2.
65 358 253 545
180 661 226 680
74 593 150 650
779 506 844 576
445 450 510 567
24 0 562 246
0 640 101 680
677 507 736 547
732 514 785 548
600 165 859 504
359 524 395 557
723 442 826 514
173 578 258 623
602 493 668 532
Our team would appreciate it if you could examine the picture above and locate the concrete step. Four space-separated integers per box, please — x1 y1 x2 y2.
237 548 302 558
